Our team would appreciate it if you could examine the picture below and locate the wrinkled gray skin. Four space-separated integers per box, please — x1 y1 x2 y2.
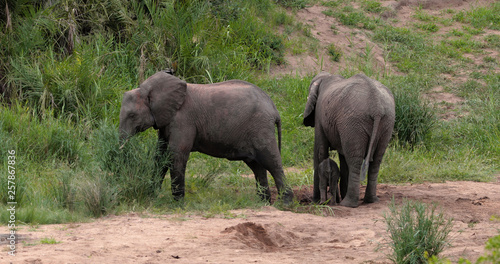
303 72 395 208
119 72 293 203
318 158 340 205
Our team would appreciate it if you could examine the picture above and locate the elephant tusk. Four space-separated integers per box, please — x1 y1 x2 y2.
119 138 129 150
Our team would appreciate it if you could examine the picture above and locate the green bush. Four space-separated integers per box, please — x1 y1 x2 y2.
388 76 436 147
384 199 453 264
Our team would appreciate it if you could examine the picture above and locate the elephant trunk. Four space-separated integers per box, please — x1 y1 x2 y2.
118 126 132 150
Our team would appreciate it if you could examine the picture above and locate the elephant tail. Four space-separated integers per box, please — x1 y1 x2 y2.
275 117 282 154
361 115 381 181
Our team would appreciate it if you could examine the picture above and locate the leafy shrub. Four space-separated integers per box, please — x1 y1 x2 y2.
383 199 453 264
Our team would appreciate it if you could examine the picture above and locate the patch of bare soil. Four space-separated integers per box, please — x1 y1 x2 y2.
274 0 498 77
273 5 392 76
2 179 500 264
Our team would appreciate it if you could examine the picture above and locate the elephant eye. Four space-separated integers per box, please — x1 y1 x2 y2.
128 113 136 118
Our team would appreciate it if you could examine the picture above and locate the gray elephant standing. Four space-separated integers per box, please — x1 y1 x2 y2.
303 72 395 208
318 158 340 205
119 71 293 203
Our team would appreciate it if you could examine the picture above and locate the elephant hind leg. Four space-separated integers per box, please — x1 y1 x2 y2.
338 154 349 202
253 152 293 205
364 131 391 204
339 156 363 208
244 160 271 203
363 154 383 204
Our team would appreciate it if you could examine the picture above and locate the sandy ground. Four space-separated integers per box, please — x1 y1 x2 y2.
2 178 500 264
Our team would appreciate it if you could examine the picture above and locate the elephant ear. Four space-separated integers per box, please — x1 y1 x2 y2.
303 78 322 127
140 72 187 128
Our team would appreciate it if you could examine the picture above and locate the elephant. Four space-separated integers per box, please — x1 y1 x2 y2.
318 158 340 205
119 71 293 204
303 72 395 208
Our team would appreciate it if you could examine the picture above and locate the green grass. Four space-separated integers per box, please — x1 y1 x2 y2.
335 10 380 30
453 2 500 30
362 0 383 13
415 22 439 33
383 199 453 264
428 231 500 263
40 237 61 244
327 43 343 62
0 0 498 226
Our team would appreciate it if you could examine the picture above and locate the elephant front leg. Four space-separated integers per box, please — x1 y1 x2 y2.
170 151 190 200
168 126 195 201
151 138 170 197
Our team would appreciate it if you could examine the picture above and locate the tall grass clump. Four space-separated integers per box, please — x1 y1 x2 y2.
383 198 453 264
92 122 169 205
0 103 84 164
256 76 314 166
75 169 117 217
392 87 435 146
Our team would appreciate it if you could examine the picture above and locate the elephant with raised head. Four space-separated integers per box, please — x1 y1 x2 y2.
119 71 293 204
318 158 340 205
303 72 395 208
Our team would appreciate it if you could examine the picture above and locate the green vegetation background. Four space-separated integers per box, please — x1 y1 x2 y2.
0 0 498 223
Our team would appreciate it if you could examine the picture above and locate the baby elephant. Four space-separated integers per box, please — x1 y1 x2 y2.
318 158 340 205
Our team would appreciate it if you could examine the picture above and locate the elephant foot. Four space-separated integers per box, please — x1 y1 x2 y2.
257 189 272 203
339 198 359 208
281 191 294 206
363 195 379 204
172 191 185 201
